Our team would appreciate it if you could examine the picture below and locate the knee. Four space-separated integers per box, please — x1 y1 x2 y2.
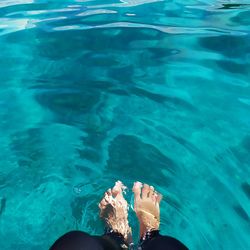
50 231 102 250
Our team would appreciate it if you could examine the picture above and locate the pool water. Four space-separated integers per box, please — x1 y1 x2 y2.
0 0 250 249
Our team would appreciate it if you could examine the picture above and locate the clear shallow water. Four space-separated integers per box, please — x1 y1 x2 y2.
0 0 250 249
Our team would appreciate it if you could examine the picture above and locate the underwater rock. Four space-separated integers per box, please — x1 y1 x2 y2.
106 134 178 184
241 182 250 200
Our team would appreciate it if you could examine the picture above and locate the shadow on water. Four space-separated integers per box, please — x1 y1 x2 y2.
0 1 250 249
219 4 250 10
199 35 250 59
105 134 178 185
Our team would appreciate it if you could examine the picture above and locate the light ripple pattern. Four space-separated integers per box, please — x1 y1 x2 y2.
0 0 250 249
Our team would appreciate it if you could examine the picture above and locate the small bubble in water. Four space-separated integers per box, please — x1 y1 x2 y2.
73 186 82 194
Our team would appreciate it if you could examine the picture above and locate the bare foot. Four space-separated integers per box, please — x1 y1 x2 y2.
132 182 162 238
99 181 132 244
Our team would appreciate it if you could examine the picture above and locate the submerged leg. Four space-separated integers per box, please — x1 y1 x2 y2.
50 231 102 250
50 181 132 250
133 182 188 250
99 180 132 249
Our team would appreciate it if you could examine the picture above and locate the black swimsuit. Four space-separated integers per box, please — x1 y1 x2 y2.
50 230 188 250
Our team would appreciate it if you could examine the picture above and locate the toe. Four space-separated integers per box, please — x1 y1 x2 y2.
106 188 112 195
156 193 163 204
112 180 123 198
142 183 150 199
99 198 108 209
99 189 112 209
104 191 113 203
133 181 142 201
152 192 158 203
149 185 155 199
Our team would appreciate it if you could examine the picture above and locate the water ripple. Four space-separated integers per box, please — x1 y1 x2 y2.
0 1 250 250
50 21 248 36
88 0 163 8
0 0 34 8
0 0 249 36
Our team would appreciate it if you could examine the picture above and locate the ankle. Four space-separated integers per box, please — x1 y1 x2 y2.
140 225 159 239
139 229 160 248
140 225 147 238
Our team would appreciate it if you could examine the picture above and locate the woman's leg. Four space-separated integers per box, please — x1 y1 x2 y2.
140 232 188 250
50 181 132 250
132 182 188 250
98 180 133 248
50 230 128 250
49 231 103 250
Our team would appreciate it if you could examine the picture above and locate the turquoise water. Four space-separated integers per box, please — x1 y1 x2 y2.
0 0 250 249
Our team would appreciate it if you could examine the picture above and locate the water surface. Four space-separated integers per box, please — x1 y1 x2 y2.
0 0 250 249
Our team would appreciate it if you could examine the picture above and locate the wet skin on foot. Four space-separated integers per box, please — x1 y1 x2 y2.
132 182 162 238
99 181 132 244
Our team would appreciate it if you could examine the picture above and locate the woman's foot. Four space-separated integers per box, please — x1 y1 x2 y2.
99 181 132 244
132 182 162 238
